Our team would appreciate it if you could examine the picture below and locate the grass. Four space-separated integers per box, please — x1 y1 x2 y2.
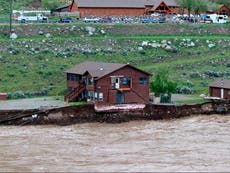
0 23 229 99
175 99 208 105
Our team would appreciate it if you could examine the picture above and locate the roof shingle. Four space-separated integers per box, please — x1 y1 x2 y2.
209 79 230 89
65 61 151 79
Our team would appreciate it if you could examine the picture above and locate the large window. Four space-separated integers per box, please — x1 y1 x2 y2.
87 78 93 85
111 77 116 88
99 93 104 101
139 77 147 85
122 77 131 87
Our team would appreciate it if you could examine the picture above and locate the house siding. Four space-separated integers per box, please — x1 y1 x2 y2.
95 66 149 105
79 7 145 17
210 87 230 99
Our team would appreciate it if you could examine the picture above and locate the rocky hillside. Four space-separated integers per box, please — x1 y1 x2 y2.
0 23 229 99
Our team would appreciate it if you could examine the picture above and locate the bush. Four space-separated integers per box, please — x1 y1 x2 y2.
176 86 193 94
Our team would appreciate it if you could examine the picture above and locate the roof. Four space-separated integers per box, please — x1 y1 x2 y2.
65 61 151 79
209 79 230 89
149 0 170 11
57 0 178 9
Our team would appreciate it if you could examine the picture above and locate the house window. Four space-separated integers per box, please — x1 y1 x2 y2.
111 77 116 88
71 74 75 81
94 92 98 100
75 75 79 82
139 77 147 85
122 77 131 87
88 78 93 85
99 93 104 101
67 73 71 80
67 87 72 92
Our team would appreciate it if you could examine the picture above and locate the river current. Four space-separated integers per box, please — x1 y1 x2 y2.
0 114 229 172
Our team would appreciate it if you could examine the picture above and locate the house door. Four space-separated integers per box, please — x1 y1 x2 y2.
115 78 120 89
116 92 124 104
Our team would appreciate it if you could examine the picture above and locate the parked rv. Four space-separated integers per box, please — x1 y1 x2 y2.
13 10 50 23
202 14 228 24
17 13 48 23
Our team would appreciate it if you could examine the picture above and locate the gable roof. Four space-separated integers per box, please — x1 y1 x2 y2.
65 61 151 79
150 1 170 12
57 0 178 9
209 79 230 89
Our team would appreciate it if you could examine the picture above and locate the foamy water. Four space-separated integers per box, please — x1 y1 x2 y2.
0 114 229 172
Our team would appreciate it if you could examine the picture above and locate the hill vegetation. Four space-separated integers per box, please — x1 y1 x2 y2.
0 23 229 99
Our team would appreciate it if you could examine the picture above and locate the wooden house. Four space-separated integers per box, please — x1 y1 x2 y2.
65 61 151 105
216 4 230 16
53 0 180 17
209 79 230 100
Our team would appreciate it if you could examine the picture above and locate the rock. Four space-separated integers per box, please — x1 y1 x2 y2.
150 43 160 48
85 26 96 33
100 30 106 34
138 47 144 51
88 32 94 36
208 44 215 48
200 94 206 97
38 31 44 35
188 42 195 47
141 41 148 47
161 44 167 48
161 40 167 44
45 33 51 38
164 45 172 50
10 33 17 39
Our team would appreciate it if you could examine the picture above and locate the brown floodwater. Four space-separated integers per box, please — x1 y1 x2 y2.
0 114 230 172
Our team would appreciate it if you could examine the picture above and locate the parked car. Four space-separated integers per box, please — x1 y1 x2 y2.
140 17 158 23
58 17 72 23
99 17 112 23
83 17 100 23
158 17 166 23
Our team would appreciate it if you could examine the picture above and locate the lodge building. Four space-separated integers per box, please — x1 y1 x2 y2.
65 61 151 105
53 0 180 17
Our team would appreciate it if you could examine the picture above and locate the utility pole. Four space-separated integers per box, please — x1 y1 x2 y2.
9 0 13 35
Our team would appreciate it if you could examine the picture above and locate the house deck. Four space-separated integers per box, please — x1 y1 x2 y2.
94 104 146 112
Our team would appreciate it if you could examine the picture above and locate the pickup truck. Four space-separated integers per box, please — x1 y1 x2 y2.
16 13 48 23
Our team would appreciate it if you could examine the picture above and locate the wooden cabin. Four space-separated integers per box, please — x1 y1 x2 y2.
216 4 230 16
209 79 230 100
53 0 180 17
65 61 151 105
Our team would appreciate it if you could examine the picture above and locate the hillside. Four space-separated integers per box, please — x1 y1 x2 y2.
0 23 229 99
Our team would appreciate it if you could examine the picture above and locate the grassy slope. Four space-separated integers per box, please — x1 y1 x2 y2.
0 23 229 97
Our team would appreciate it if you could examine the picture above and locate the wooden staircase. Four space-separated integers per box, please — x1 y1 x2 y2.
65 82 86 102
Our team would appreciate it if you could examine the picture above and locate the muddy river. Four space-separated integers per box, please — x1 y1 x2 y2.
0 114 229 172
